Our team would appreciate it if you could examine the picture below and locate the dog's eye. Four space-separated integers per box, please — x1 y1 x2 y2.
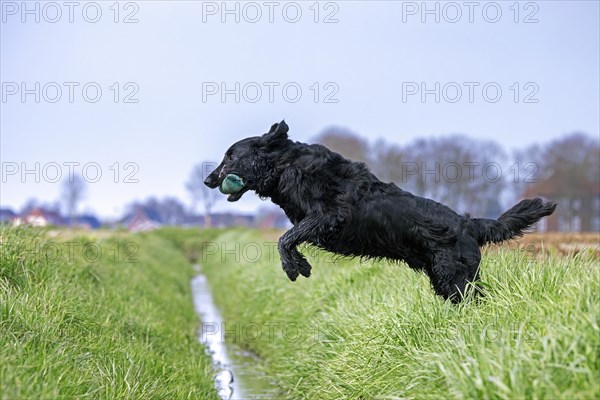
228 154 235 161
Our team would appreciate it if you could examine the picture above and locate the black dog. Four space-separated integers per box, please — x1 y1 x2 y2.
204 121 556 302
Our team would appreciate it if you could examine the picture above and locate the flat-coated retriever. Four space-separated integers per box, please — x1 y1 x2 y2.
204 120 556 302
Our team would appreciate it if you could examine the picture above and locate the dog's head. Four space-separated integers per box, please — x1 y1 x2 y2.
204 120 291 202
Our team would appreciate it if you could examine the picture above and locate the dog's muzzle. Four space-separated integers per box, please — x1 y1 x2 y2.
203 173 221 189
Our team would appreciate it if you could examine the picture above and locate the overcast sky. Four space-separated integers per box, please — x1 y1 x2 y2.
1 1 599 218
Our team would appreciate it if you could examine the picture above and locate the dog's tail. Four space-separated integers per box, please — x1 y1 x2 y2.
472 198 557 246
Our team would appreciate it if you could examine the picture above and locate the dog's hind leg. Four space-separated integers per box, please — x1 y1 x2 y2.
430 249 481 303
448 259 481 302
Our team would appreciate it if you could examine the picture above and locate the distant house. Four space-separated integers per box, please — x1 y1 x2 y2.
76 215 101 229
12 208 66 227
0 208 16 224
181 214 205 227
522 172 600 232
210 213 254 228
256 210 291 229
121 209 162 232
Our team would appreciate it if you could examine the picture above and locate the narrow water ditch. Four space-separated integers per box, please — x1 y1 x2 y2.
191 265 280 399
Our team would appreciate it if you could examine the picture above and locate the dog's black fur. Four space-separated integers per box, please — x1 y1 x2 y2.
204 121 557 302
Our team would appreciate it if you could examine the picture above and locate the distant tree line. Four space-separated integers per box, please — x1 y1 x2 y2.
184 129 598 223
312 128 599 218
13 128 596 229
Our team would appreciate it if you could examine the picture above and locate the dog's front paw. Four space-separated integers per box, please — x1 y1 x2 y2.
282 263 300 281
297 257 312 278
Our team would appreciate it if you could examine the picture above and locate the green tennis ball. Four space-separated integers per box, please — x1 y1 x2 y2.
219 174 245 194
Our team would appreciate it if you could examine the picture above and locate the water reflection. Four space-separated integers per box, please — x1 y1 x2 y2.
191 267 280 399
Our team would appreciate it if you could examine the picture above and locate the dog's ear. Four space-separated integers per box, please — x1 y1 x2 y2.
262 120 289 147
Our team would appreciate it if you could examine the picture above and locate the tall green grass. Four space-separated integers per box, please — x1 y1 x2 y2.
200 229 600 399
0 226 218 399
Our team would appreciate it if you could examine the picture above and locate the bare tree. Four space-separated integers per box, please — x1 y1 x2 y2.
313 126 371 164
541 133 599 188
313 127 508 216
371 139 405 184
364 134 508 217
514 133 598 188
511 132 599 231
514 132 600 200
158 197 187 225
186 162 221 227
400 135 507 217
126 196 187 225
61 174 86 226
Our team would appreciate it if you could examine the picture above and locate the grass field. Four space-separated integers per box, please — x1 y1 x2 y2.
0 226 218 399
197 229 600 399
2 226 598 399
